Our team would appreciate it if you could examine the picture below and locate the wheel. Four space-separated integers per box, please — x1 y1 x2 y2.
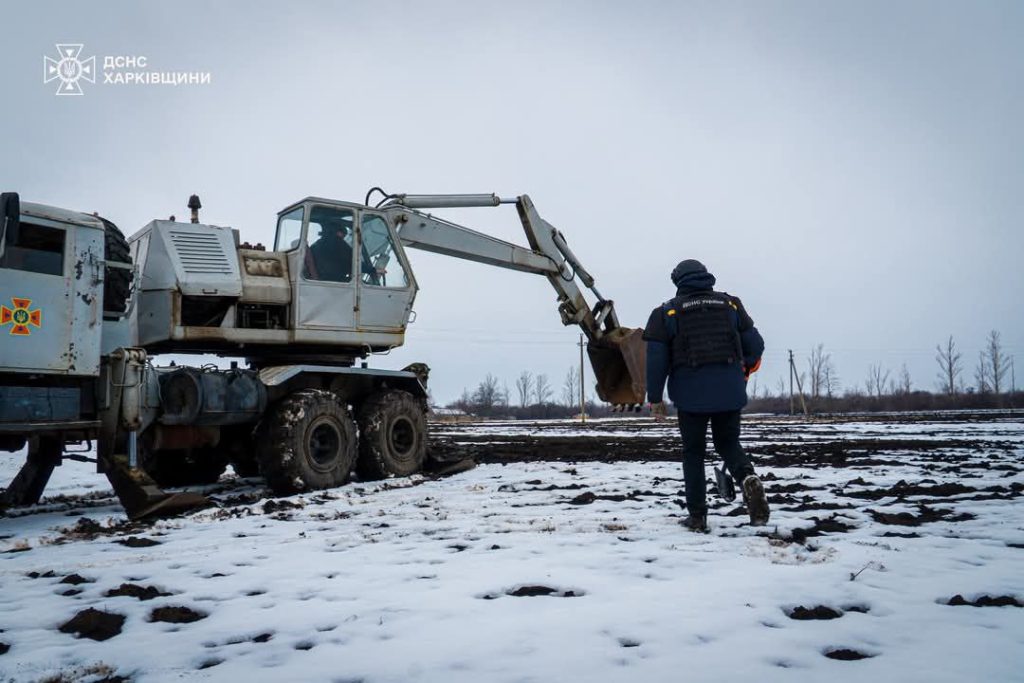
256 389 357 494
99 218 133 317
140 447 228 487
356 389 427 480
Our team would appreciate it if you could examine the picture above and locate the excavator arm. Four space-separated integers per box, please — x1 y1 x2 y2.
375 191 646 408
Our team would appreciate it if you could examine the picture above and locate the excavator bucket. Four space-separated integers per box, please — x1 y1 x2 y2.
102 455 209 520
588 327 647 408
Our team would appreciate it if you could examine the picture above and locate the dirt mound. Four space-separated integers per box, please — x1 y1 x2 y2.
60 574 93 585
787 605 842 620
104 583 170 601
59 608 125 641
946 594 1022 607
149 606 207 623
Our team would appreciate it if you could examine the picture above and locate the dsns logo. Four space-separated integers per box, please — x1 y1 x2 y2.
43 44 95 96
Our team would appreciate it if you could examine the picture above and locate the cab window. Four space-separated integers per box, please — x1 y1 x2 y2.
0 222 65 276
360 214 408 288
303 206 355 283
274 207 303 251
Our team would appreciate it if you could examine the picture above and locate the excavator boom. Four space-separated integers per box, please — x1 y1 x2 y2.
378 191 646 408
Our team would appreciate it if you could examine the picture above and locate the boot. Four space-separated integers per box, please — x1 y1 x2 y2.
742 474 770 526
681 512 709 533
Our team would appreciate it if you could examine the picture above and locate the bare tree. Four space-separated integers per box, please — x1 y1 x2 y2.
534 373 552 405
561 366 580 408
514 371 533 407
984 329 1009 394
452 388 473 412
806 344 833 399
865 364 890 399
897 363 912 395
472 374 501 413
974 351 990 393
500 382 511 409
935 335 963 395
823 363 840 400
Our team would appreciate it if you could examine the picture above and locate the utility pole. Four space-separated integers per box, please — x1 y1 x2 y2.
1011 356 1016 409
788 349 809 417
578 334 586 424
788 349 795 416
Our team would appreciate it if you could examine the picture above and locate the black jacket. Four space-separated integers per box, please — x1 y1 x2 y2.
644 269 764 413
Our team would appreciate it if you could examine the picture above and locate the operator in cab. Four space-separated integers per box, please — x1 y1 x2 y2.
305 210 355 282
643 259 769 533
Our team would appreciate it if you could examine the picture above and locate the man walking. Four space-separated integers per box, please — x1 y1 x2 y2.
643 259 769 532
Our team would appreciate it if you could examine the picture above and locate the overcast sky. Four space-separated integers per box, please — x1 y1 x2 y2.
2 0 1022 403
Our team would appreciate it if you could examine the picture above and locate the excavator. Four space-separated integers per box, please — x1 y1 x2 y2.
0 189 646 519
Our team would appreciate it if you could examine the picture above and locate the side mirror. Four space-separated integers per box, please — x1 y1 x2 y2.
0 192 19 260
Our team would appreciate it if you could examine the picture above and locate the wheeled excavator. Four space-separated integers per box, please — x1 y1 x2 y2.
0 189 646 519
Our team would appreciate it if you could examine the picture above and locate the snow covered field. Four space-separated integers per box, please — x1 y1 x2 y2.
1 415 1022 682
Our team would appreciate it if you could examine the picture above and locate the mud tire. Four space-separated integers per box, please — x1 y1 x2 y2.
100 218 133 317
256 389 356 495
356 390 427 480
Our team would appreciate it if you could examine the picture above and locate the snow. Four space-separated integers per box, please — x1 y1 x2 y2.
1 416 1023 682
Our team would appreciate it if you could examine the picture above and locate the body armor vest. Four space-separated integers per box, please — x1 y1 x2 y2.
667 292 743 369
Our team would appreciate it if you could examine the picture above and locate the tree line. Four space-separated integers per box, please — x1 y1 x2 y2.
446 330 1018 418
445 367 612 419
748 330 1018 414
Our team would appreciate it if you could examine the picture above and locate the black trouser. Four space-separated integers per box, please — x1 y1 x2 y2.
678 410 755 516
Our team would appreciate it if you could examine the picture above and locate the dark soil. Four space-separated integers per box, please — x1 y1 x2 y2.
116 536 162 548
946 594 1023 608
789 515 856 543
104 583 170 601
60 574 92 585
868 505 975 526
27 570 57 579
149 606 207 624
788 605 842 620
263 499 302 514
824 647 874 661
429 416 1021 479
504 585 581 598
568 490 660 505
59 608 125 641
0 642 9 655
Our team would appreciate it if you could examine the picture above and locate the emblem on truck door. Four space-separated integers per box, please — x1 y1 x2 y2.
0 298 42 336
